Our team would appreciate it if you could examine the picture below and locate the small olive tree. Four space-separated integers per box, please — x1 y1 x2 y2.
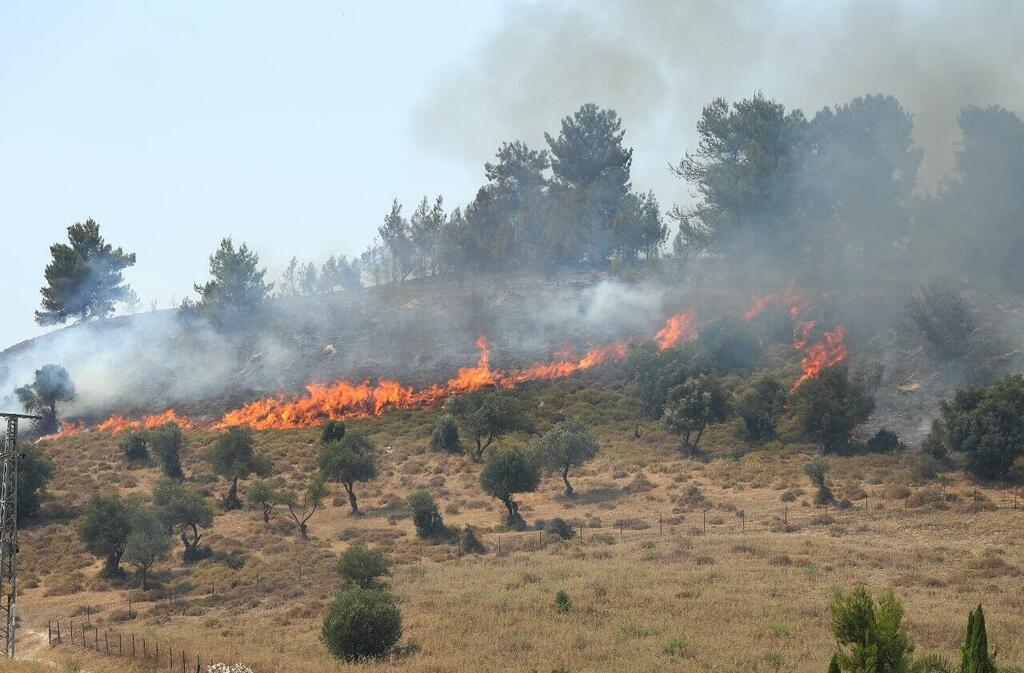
153 478 214 562
123 505 171 590
205 426 272 509
444 391 530 461
532 419 599 496
319 431 377 514
480 446 540 529
662 374 729 455
246 480 283 525
280 477 327 539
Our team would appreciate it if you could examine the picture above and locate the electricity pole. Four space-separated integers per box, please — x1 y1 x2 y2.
0 413 41 658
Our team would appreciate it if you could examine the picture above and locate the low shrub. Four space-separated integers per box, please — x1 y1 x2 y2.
321 587 402 661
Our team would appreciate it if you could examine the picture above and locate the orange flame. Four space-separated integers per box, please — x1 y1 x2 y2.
95 409 194 433
85 310 699 433
42 421 86 440
654 309 697 350
790 326 848 392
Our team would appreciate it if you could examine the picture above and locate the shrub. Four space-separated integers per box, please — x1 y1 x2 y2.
149 422 185 479
321 587 402 661
866 428 904 453
430 414 462 453
541 517 576 540
153 478 214 562
460 525 486 554
554 590 571 614
406 490 445 539
791 365 875 453
924 375 1024 479
830 587 914 673
120 431 148 462
336 543 389 589
803 456 834 505
906 280 975 359
480 446 541 529
736 376 787 441
321 420 346 444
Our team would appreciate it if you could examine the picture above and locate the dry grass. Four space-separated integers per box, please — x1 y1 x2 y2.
14 378 1024 672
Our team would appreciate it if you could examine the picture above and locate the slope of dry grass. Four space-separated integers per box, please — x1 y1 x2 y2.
11 374 1024 672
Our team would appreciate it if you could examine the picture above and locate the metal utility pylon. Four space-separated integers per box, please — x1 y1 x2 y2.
0 413 41 658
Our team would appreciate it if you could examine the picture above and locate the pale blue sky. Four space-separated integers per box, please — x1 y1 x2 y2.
2 1 1019 349
0 1 510 347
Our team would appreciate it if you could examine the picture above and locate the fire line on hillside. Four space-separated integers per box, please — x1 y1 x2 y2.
52 295 846 436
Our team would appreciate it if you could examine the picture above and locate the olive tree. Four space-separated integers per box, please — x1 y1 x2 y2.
153 478 214 562
280 477 327 539
479 446 540 529
246 479 283 525
662 374 729 455
444 391 530 462
205 426 272 509
78 494 134 577
532 419 599 496
123 505 171 590
319 430 377 514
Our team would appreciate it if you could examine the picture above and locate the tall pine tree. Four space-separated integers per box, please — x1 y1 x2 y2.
960 605 996 673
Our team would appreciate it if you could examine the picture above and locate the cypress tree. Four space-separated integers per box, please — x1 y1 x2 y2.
961 605 996 673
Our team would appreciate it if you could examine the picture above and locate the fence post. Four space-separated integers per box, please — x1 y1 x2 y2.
86 606 91 627
48 620 52 645
128 596 133 619
56 619 61 644
94 626 98 649
497 535 501 555
741 511 745 532
70 621 73 645
105 630 109 653
538 529 542 549
132 633 136 658
659 514 663 535
702 509 707 534
182 649 187 673
784 505 788 525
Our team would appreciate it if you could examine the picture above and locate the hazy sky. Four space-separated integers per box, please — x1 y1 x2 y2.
2 1 1021 350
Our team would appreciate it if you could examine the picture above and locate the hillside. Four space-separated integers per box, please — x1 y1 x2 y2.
13 377 1024 673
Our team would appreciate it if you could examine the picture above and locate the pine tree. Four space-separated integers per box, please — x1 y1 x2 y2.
961 605 996 673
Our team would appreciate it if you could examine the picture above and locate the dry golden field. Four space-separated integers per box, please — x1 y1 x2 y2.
7 377 1024 673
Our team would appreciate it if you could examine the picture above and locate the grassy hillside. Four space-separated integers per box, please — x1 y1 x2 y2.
12 366 1024 672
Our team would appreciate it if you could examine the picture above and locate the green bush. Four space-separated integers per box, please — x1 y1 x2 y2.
924 375 1024 479
17 444 54 522
554 590 571 614
736 376 786 441
119 431 148 462
321 587 402 661
866 428 904 453
149 422 185 479
460 525 486 554
830 587 914 673
791 365 875 453
906 280 975 359
336 543 389 589
430 414 462 453
406 489 446 539
321 420 347 444
803 456 834 505
540 518 576 540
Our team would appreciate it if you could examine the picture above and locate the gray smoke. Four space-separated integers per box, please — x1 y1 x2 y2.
413 0 1024 195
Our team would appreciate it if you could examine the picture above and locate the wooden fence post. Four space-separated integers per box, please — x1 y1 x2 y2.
56 619 61 644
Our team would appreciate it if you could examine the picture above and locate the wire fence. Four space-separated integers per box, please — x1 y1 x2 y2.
48 610 216 673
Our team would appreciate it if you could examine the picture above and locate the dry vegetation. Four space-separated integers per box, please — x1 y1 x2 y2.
10 374 1024 672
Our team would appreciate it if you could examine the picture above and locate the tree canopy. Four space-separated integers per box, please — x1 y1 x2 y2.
194 237 272 325
205 426 272 509
15 364 76 435
532 419 599 496
319 431 377 514
35 219 136 326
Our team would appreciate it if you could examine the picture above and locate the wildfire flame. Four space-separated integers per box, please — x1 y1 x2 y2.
654 309 697 350
95 409 195 433
790 326 848 392
75 310 699 433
